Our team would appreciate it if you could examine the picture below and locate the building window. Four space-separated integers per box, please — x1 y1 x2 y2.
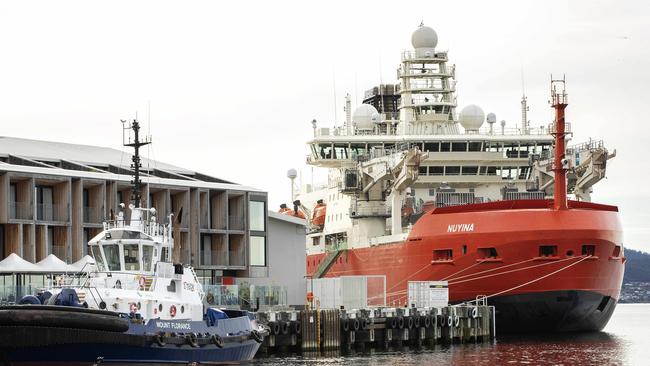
249 201 265 232
250 236 266 266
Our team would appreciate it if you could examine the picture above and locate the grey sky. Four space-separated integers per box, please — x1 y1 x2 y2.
0 1 648 251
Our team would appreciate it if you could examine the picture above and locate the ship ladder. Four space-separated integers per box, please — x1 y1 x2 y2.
312 250 346 279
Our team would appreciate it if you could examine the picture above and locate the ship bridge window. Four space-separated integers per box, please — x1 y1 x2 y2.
519 167 531 180
486 166 497 176
505 144 520 158
419 166 428 175
333 144 349 159
468 142 483 152
350 144 367 158
319 144 333 159
461 166 478 175
451 142 467 152
109 230 152 240
103 244 121 271
440 142 451 152
498 167 517 180
424 142 440 152
142 245 154 272
124 244 140 271
445 166 460 175
429 166 444 176
486 142 502 152
91 245 106 271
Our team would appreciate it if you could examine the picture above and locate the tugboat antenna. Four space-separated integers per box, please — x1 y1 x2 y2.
123 118 151 208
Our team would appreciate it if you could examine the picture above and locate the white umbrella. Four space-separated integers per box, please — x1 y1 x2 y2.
35 254 69 273
0 253 40 273
67 255 96 273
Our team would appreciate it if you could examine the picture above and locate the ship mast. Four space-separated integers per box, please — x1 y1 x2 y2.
550 77 568 210
122 119 151 208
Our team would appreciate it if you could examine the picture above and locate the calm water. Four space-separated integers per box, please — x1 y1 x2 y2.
249 304 650 366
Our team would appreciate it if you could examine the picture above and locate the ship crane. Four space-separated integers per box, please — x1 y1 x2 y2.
342 147 428 235
530 140 615 201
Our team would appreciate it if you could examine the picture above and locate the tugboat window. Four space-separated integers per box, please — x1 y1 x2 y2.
142 245 154 271
124 244 140 271
91 246 106 271
103 244 121 271
161 247 169 262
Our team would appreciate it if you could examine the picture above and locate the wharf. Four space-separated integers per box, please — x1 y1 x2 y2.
255 304 495 355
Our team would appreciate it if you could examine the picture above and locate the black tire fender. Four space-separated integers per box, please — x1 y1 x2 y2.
211 334 224 348
251 330 263 344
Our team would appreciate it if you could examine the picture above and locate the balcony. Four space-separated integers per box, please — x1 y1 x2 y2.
36 203 69 222
9 202 33 220
83 206 103 224
228 216 244 231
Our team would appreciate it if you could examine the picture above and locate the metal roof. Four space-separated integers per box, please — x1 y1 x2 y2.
0 136 263 192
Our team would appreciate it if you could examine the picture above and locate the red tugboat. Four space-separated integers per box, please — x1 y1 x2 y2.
299 24 624 333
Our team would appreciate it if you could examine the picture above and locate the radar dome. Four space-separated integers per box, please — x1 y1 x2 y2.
353 104 380 130
287 169 297 179
459 105 485 131
486 113 496 124
411 24 438 49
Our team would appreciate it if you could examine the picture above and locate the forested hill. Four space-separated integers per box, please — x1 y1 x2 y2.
624 248 650 282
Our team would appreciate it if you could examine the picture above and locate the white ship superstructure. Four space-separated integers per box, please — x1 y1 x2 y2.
296 24 613 259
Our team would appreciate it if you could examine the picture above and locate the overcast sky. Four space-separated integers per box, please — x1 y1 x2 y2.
0 0 648 251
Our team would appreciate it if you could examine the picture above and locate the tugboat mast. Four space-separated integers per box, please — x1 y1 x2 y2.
122 119 151 208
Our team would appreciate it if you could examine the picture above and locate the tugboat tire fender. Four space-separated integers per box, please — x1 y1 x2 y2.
186 333 199 348
251 330 263 344
211 334 224 348
154 333 166 347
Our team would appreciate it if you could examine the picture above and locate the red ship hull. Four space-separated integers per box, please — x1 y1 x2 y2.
306 200 625 333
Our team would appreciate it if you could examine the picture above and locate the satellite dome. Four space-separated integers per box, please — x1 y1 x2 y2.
287 168 297 179
486 113 497 124
411 24 438 49
353 104 380 130
459 105 485 131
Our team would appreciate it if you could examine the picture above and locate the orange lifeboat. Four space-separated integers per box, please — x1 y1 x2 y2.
278 203 295 216
312 199 327 227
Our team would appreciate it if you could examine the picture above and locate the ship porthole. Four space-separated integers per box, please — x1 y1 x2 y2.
158 304 163 312
181 305 185 314
566 250 574 257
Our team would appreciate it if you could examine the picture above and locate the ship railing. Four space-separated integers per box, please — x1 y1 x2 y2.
401 50 448 61
566 139 605 154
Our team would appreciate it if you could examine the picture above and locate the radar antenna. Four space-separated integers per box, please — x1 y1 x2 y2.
122 118 152 208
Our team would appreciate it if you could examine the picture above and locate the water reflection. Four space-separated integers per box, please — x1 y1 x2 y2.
250 332 628 365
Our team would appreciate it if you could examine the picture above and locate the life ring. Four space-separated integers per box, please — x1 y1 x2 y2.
251 330 263 344
154 333 166 347
170 305 177 318
129 302 137 313
139 276 146 290
471 307 478 319
186 333 199 348
211 334 224 348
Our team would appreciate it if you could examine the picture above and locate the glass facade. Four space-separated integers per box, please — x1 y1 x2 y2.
249 236 266 266
249 201 265 231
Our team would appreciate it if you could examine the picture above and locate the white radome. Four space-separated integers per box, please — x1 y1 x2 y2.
486 112 497 124
353 104 380 130
411 25 438 49
459 105 485 131
287 168 297 179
